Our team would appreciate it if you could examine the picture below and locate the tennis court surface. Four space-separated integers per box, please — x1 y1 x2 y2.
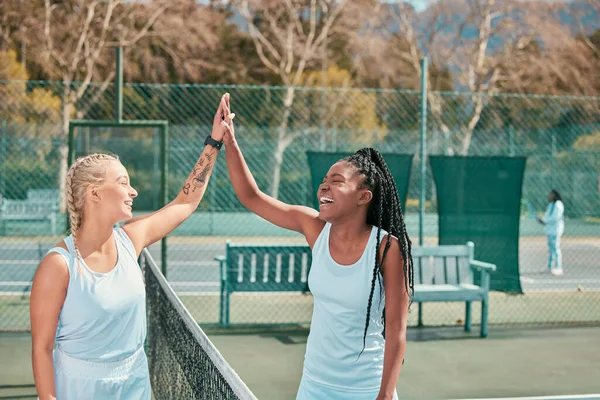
2 249 599 400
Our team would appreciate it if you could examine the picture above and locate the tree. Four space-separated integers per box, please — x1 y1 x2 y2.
233 0 350 198
568 0 599 59
0 49 60 127
351 0 562 155
23 0 171 211
199 18 281 85
301 65 388 147
122 0 225 84
498 26 599 96
573 132 600 151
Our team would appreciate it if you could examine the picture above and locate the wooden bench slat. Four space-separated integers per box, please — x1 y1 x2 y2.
413 283 483 302
1 197 58 235
226 246 312 292
412 245 471 257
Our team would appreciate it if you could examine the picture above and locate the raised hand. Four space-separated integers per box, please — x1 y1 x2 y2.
222 94 236 146
211 93 233 142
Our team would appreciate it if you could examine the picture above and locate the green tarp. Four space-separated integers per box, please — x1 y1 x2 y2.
430 155 526 293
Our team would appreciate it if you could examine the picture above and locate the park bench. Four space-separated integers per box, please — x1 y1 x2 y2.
27 189 60 203
412 242 496 337
215 243 312 327
0 189 59 235
215 240 495 336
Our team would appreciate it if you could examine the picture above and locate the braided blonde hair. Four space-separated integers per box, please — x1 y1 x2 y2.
65 153 119 266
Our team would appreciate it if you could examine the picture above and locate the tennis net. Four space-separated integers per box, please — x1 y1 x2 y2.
142 249 257 400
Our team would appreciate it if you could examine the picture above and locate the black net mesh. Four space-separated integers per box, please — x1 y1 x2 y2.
142 249 257 400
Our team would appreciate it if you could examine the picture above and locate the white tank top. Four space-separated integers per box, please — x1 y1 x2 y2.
303 222 387 392
47 227 147 362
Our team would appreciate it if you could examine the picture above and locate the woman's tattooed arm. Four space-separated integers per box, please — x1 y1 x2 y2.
120 93 230 253
181 148 216 197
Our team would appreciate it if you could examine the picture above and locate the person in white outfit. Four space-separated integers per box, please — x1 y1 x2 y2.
30 94 234 400
221 109 413 400
538 189 565 276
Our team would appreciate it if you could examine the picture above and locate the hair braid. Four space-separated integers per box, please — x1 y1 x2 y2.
358 175 383 358
65 153 118 270
343 148 414 356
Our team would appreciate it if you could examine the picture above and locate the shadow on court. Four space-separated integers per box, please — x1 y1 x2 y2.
1 326 599 400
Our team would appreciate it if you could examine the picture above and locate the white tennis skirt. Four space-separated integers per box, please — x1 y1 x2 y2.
296 374 399 400
53 346 151 400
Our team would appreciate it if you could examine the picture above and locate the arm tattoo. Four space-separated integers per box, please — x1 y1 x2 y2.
192 164 212 191
182 149 216 195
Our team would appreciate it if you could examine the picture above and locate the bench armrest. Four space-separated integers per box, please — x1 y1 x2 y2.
215 255 227 284
470 260 496 272
470 260 495 292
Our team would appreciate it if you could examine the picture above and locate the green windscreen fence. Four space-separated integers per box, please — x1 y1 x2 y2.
306 151 414 211
70 123 167 211
430 155 527 293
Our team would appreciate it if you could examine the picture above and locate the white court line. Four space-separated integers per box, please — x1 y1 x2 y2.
0 291 219 297
0 281 220 287
170 282 220 287
1 292 31 296
0 260 218 266
159 261 218 266
0 260 40 265
175 292 219 296
4 279 598 290
520 278 600 284
174 291 311 296
465 395 600 400
2 290 313 297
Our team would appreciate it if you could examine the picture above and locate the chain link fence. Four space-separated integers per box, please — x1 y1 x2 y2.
1 80 599 331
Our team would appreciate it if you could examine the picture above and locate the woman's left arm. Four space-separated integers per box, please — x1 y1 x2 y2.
377 236 409 400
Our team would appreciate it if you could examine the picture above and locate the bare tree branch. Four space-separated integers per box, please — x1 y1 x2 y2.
238 0 283 75
233 0 350 197
115 3 170 47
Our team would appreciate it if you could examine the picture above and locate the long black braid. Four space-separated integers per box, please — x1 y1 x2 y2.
343 148 414 355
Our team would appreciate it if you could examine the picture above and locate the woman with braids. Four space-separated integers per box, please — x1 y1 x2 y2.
538 189 565 276
221 114 413 400
29 94 234 400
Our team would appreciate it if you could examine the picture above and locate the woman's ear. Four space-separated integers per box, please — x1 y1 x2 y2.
88 185 101 202
358 189 373 206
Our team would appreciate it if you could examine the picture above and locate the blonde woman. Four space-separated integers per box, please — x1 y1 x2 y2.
30 94 234 400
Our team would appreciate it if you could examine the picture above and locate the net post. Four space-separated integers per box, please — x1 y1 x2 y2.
419 57 428 247
66 122 76 233
115 46 123 122
0 120 6 200
160 123 168 276
67 123 75 168
418 58 428 327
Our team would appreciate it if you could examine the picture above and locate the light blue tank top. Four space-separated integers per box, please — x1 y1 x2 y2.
303 223 387 392
47 227 146 362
